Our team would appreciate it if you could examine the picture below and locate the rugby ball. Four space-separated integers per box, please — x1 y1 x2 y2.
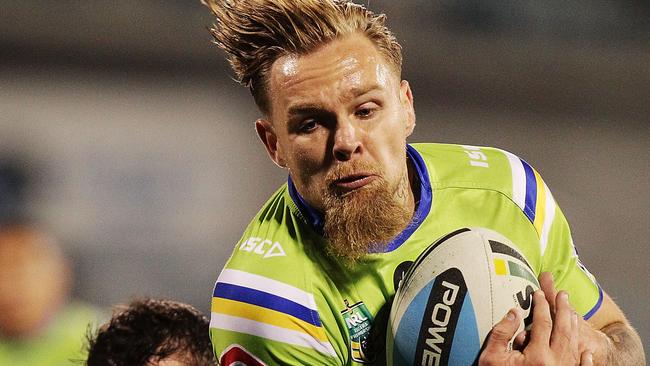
387 227 539 366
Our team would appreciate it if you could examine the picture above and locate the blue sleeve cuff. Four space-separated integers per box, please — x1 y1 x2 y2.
583 285 604 320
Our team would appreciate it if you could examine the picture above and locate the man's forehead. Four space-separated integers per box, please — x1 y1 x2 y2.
270 33 394 84
271 52 395 107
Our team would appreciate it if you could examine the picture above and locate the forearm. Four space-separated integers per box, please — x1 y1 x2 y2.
595 321 645 366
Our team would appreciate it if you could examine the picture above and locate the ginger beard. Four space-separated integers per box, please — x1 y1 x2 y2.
321 161 413 263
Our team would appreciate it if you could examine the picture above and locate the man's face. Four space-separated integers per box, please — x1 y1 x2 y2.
256 33 416 260
257 32 415 213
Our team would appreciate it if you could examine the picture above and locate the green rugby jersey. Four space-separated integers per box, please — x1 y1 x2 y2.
210 143 601 365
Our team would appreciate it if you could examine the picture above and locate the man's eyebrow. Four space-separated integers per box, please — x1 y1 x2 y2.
348 84 383 98
286 105 327 117
286 85 384 116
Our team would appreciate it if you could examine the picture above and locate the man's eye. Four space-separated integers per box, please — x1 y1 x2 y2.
356 108 372 117
355 104 377 118
299 119 318 133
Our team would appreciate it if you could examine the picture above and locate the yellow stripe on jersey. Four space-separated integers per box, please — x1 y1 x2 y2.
504 149 559 255
211 297 329 343
532 169 547 234
539 180 557 255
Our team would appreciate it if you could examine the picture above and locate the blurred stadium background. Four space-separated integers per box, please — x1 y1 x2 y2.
1 0 648 354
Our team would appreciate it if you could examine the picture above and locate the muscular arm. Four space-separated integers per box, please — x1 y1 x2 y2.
584 294 645 366
599 321 645 366
540 273 645 366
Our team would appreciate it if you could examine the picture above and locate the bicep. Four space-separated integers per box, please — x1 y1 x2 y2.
586 291 629 330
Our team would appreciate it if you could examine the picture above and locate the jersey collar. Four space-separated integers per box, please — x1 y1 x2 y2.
287 177 324 233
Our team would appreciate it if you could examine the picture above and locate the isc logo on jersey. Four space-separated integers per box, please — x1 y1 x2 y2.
239 237 286 258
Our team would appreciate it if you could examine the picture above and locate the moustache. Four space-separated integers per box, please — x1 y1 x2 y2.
324 161 383 193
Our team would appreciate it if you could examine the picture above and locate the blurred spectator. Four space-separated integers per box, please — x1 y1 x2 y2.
86 298 216 366
0 219 102 365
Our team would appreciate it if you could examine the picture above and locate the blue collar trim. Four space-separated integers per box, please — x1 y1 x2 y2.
287 177 324 233
287 144 432 251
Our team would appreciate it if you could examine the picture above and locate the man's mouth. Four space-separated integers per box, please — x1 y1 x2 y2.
332 174 378 192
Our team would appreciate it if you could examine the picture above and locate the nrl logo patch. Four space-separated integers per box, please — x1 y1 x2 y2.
341 299 375 363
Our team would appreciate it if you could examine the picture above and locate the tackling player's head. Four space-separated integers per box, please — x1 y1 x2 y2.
86 298 215 366
203 0 402 116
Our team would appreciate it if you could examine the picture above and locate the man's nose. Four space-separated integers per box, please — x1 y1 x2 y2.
332 120 361 162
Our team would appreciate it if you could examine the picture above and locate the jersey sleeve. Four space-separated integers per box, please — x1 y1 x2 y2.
541 203 603 319
209 188 343 365
502 150 602 318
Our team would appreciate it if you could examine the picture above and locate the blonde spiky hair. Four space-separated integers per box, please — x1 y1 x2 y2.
203 0 402 114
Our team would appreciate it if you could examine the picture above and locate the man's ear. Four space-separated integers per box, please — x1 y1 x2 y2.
255 118 287 168
400 80 416 137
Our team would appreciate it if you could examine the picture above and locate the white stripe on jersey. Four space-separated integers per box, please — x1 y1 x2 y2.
217 269 317 311
539 182 557 256
210 313 337 357
503 150 526 211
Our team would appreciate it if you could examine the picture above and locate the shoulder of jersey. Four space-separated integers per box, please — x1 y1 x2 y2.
212 186 337 360
226 185 308 269
412 143 525 198
411 143 556 233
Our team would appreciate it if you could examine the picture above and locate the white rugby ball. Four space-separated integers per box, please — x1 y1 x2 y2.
387 227 539 366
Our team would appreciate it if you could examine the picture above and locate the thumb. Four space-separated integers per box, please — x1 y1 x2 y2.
483 308 522 354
